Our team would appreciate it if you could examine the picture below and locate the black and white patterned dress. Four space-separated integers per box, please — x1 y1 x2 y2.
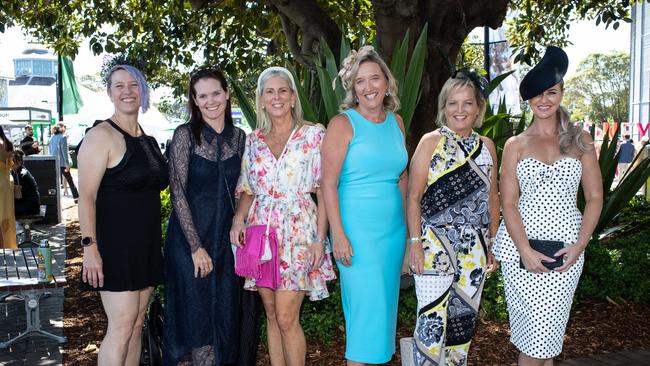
492 157 584 359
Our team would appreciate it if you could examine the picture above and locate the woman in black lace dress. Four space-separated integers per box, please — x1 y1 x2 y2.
162 68 257 365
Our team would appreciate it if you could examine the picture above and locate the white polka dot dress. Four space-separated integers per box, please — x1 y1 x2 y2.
492 157 584 359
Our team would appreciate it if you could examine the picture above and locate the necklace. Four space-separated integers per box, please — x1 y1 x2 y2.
112 115 139 136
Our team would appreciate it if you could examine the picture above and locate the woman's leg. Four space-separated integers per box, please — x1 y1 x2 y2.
125 287 154 366
518 353 553 366
258 288 285 366
274 290 306 366
98 290 145 366
346 361 365 366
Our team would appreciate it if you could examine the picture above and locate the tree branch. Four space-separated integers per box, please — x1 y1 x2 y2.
277 12 310 65
262 0 341 65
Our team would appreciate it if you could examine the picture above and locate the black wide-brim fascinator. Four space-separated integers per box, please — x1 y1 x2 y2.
519 46 569 101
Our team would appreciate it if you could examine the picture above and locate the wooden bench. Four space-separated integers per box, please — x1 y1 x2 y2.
0 247 67 348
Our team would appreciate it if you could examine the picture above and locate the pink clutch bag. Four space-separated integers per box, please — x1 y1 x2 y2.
235 224 280 289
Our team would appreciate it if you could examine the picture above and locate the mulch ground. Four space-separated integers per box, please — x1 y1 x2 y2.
61 219 650 365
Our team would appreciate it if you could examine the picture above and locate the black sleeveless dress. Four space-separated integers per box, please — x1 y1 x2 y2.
80 119 169 291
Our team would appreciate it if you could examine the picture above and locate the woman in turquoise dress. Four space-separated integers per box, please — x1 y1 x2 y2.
322 46 408 365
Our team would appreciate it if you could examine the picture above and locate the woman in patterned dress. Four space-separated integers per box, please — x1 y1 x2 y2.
229 66 336 366
406 71 500 366
493 46 603 366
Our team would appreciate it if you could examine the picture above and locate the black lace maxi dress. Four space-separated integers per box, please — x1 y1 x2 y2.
79 119 169 291
162 123 246 365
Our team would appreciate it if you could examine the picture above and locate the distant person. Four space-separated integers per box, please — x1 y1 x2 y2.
49 123 79 202
618 134 635 177
20 125 40 155
0 125 17 249
11 150 40 216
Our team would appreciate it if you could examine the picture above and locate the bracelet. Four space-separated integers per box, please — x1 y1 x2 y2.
312 236 325 245
408 236 422 245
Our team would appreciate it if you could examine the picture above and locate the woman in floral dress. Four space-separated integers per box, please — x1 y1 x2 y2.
229 66 335 366
406 71 500 366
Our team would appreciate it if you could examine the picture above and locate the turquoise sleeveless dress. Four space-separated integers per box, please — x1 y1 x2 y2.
336 108 408 363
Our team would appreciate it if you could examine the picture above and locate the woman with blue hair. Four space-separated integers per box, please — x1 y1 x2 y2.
78 64 169 365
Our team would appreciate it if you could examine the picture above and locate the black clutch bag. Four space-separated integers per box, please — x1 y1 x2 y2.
520 239 565 270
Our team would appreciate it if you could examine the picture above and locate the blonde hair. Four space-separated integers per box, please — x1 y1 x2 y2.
557 106 589 153
255 66 309 134
533 82 589 153
338 46 399 112
435 75 487 128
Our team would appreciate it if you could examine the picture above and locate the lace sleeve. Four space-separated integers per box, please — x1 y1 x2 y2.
237 128 246 158
168 125 203 253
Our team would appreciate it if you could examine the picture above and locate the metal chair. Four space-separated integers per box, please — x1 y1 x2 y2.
16 205 47 248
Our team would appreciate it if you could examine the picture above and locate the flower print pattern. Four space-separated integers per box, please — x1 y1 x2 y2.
416 312 445 347
236 124 336 300
412 126 492 366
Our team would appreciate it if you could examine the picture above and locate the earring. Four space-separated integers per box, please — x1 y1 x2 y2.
353 96 359 104
291 104 295 108
261 105 265 110
385 91 391 97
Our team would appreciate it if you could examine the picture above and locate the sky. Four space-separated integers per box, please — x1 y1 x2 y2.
0 17 632 92
564 20 630 77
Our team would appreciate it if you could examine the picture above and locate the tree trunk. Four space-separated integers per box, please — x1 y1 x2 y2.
268 0 509 154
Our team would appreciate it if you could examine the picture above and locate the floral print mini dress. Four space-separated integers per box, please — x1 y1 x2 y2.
236 124 336 300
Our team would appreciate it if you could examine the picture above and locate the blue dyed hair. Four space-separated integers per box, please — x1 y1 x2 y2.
106 64 150 113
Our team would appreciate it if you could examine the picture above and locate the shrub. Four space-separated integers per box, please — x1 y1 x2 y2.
160 188 172 242
578 229 650 303
300 268 344 344
480 271 509 320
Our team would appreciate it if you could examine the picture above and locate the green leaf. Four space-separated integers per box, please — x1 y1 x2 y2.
286 64 318 123
595 157 650 234
486 70 515 96
390 30 409 89
316 65 340 121
399 23 428 132
339 33 351 66
229 77 257 129
320 39 345 98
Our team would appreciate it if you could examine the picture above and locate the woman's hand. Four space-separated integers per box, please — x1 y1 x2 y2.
307 242 325 270
486 251 498 273
409 242 425 275
520 247 554 273
82 245 104 288
229 219 246 248
554 244 585 272
332 233 354 267
191 247 213 278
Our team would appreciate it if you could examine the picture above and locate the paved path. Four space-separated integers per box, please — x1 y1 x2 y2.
0 212 67 366
557 350 650 366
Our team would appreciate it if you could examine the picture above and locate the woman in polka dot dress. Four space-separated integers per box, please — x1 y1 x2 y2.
493 46 603 366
